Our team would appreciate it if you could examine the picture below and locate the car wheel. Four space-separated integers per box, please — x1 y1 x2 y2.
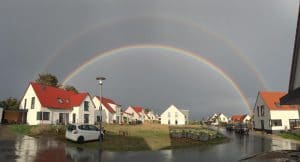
77 136 84 144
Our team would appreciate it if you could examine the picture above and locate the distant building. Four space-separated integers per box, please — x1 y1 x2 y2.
125 106 146 123
160 105 189 125
121 111 134 124
93 96 122 124
254 91 299 133
145 110 159 122
206 113 228 126
230 114 251 124
217 113 229 124
19 82 95 125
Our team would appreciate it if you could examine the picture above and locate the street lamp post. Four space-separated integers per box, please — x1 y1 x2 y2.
96 77 106 130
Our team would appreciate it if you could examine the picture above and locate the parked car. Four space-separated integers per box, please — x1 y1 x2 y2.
226 124 235 131
234 124 249 135
65 124 101 143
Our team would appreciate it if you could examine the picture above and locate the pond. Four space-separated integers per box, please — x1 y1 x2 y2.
1 127 300 162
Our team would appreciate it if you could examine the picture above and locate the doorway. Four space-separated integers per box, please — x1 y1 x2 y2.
261 120 264 131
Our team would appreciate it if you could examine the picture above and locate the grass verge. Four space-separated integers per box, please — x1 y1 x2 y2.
279 132 300 141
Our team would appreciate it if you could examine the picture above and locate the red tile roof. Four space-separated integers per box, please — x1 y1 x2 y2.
231 115 247 122
260 92 298 110
30 82 89 109
122 111 133 116
132 106 143 113
95 96 116 113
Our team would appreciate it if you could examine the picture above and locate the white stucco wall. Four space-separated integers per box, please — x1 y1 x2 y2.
93 97 114 124
125 107 144 122
19 85 44 125
270 111 299 130
218 114 228 123
74 96 95 124
161 105 186 125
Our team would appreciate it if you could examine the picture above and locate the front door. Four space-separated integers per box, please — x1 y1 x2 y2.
59 113 69 125
72 114 76 123
261 120 264 130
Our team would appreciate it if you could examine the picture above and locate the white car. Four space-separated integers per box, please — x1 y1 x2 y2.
65 124 101 143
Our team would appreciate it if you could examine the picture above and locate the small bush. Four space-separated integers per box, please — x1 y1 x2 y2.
29 125 65 136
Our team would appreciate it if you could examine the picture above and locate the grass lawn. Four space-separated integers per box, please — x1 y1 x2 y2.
278 132 300 141
69 124 228 151
8 124 66 138
9 124 32 135
9 123 228 151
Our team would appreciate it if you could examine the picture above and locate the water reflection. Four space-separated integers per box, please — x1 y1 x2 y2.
1 128 300 162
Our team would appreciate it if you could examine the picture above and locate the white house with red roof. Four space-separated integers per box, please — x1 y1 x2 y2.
125 106 145 123
93 96 122 124
121 111 134 123
145 111 157 121
230 114 251 124
160 105 189 125
19 82 95 125
254 91 300 133
207 113 229 126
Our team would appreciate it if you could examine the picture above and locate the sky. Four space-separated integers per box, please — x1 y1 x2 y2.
0 0 299 119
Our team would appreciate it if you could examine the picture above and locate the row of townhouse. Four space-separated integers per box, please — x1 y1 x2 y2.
19 82 160 125
206 113 251 126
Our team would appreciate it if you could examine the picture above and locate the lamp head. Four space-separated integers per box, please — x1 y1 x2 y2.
96 77 106 85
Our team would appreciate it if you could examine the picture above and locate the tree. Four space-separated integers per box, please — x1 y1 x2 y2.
0 97 20 109
35 73 59 87
64 85 79 93
144 108 152 113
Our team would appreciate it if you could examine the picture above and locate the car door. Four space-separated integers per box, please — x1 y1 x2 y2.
78 125 91 141
88 125 100 140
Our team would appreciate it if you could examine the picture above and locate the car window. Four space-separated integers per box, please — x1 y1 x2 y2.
67 125 76 131
88 125 98 131
78 125 89 130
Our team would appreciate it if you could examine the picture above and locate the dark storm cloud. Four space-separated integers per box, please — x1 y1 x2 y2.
0 0 298 118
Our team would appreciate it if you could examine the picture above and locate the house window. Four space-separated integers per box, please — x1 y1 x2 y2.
57 98 64 104
24 99 27 109
257 106 260 117
36 112 50 120
84 114 89 124
84 101 89 111
175 112 178 118
59 113 69 125
168 120 170 125
175 120 178 125
289 119 300 129
270 119 282 127
261 105 265 116
31 97 35 109
72 113 76 123
168 112 171 117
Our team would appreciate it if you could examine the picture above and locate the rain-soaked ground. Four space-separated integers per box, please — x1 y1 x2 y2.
1 125 300 162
